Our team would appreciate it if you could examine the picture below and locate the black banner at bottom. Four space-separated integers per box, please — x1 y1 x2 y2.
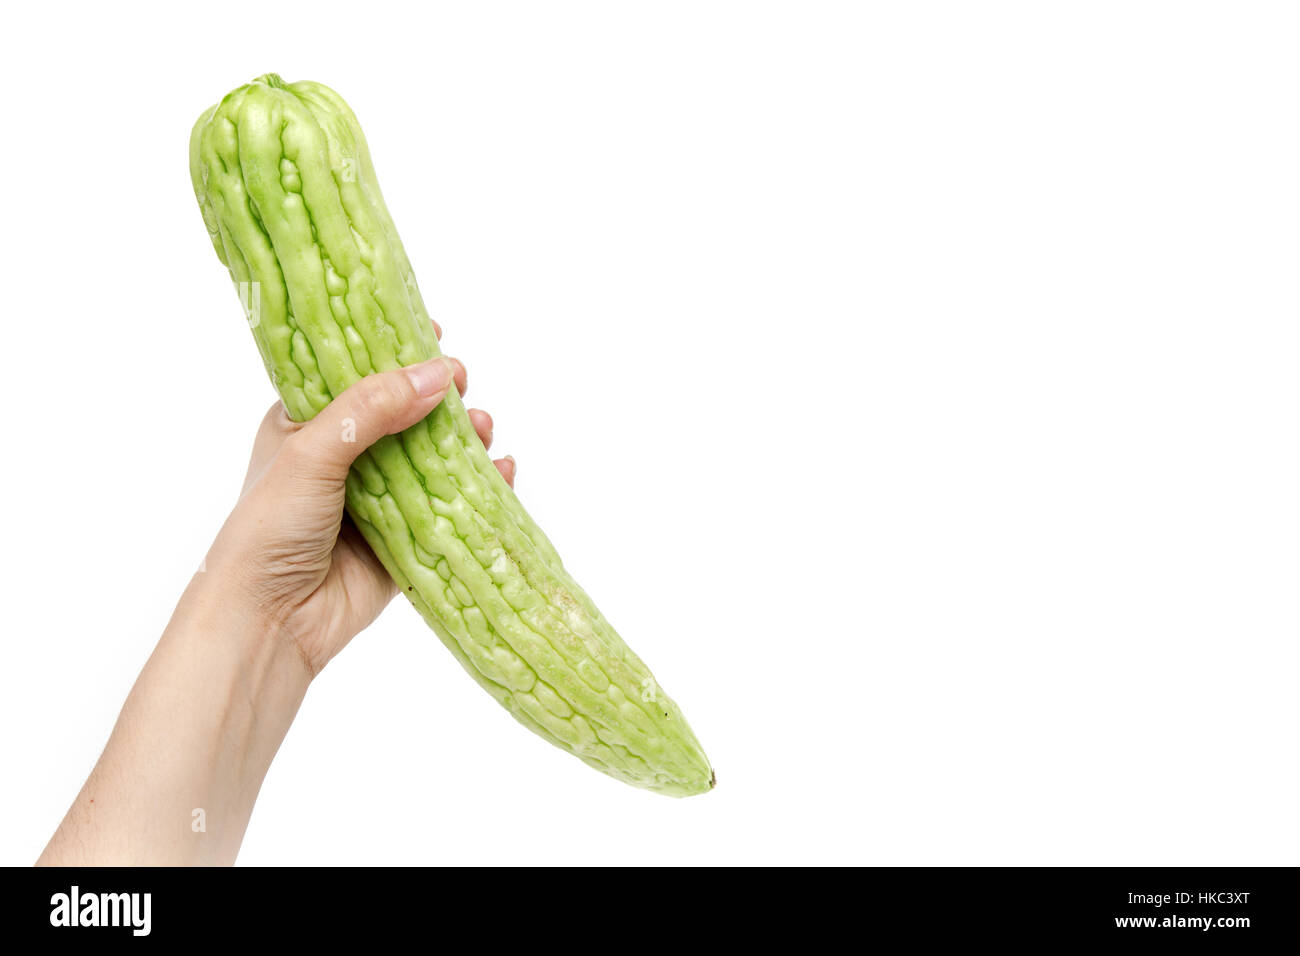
3 866 1293 944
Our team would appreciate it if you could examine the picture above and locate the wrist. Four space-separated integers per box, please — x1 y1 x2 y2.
171 564 315 711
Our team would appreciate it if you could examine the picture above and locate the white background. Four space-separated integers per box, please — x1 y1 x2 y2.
0 2 1296 866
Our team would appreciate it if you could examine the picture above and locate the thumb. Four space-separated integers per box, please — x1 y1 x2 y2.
286 356 457 484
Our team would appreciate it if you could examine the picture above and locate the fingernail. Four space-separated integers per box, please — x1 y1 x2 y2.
405 358 454 398
505 454 516 472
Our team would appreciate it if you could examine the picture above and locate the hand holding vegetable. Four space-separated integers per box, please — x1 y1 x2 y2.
42 71 711 866
215 329 513 677
39 357 508 865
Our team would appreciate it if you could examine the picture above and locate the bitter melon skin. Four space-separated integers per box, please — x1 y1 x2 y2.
189 74 712 797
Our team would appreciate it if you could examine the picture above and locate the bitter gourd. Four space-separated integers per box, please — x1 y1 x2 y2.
189 74 713 796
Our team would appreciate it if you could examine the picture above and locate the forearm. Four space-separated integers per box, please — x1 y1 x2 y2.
38 575 312 866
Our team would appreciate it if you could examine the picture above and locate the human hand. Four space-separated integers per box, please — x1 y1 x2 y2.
204 321 515 679
39 322 512 866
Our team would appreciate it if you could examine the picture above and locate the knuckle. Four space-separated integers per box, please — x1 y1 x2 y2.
259 401 297 437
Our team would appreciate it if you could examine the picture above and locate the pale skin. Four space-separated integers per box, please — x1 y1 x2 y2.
38 321 513 866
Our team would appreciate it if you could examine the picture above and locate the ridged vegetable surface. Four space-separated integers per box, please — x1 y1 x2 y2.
189 73 712 796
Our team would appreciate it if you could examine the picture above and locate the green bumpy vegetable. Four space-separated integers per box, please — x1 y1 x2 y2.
189 74 712 796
